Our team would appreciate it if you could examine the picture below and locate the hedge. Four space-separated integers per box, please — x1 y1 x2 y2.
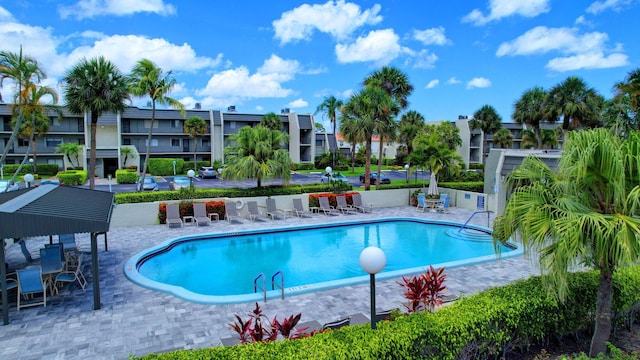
116 169 138 184
135 267 640 360
56 170 88 186
1 163 59 176
148 158 185 176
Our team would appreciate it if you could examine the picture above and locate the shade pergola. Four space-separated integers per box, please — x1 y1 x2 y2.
0 184 115 325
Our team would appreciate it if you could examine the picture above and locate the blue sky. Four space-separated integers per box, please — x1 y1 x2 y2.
0 0 638 129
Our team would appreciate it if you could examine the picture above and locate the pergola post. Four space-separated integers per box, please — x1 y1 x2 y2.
1 241 8 325
91 232 101 310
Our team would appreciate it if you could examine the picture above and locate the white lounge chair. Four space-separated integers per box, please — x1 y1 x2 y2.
318 197 340 216
351 193 373 213
225 201 244 223
265 198 286 220
336 195 357 214
193 203 212 226
246 201 267 221
292 198 313 217
166 203 183 228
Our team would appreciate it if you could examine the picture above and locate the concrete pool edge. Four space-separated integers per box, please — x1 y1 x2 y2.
123 217 523 304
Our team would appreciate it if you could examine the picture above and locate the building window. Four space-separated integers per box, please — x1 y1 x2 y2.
50 117 61 126
146 138 158 147
18 138 29 147
45 137 63 148
47 158 63 169
201 138 210 147
143 120 159 129
229 121 236 129
170 120 180 128
316 139 323 146
122 138 131 145
171 138 181 147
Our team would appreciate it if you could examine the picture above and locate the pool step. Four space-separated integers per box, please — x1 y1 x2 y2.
446 228 493 242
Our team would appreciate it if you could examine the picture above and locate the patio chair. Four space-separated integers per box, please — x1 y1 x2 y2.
335 195 357 214
322 317 350 330
265 198 286 220
351 193 373 213
437 194 450 213
16 267 47 310
193 203 212 226
292 198 312 217
246 201 267 222
0 272 18 302
318 197 340 216
166 203 183 228
55 255 87 292
416 193 426 212
225 201 244 223
58 234 78 253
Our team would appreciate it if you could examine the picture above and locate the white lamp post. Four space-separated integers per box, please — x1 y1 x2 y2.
404 164 409 183
359 246 386 329
325 166 332 182
187 169 195 190
24 173 34 188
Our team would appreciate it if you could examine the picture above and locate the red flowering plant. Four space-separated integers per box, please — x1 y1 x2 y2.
398 266 448 313
229 303 307 343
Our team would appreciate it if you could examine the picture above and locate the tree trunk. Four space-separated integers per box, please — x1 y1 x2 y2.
365 138 372 191
534 126 542 149
31 136 38 174
350 144 356 173
89 118 97 190
376 138 384 188
193 136 198 170
332 117 336 168
139 103 156 192
589 268 613 357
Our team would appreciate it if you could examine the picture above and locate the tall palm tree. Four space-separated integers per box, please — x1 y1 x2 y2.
338 112 365 173
374 115 397 188
540 128 559 149
363 66 414 110
223 125 291 188
62 56 129 189
129 59 184 191
410 131 463 181
519 129 537 149
601 96 636 137
493 128 640 357
398 110 425 163
315 95 344 167
0 47 45 166
183 116 207 169
260 112 283 131
513 86 547 149
492 128 513 149
545 76 604 142
10 84 59 173
615 67 640 114
469 104 502 162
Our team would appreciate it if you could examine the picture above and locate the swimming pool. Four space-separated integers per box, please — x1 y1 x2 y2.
124 218 521 304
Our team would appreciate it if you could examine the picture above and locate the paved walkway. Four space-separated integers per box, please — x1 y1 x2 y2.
0 206 540 360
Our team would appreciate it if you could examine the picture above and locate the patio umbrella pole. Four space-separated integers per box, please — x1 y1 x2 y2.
91 232 101 310
1 243 7 325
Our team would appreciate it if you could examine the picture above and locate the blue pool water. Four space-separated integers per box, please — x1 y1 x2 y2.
124 218 520 304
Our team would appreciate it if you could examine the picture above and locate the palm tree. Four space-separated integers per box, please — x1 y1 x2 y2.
374 115 397 188
10 84 59 173
260 112 283 131
614 68 640 114
56 142 80 168
315 95 344 167
540 128 559 149
398 110 425 163
601 97 636 136
223 125 292 188
120 146 136 168
410 131 463 181
513 86 547 149
493 128 640 357
129 58 184 191
0 47 45 166
519 129 537 149
545 76 604 142
469 104 502 161
492 128 513 149
183 116 207 169
338 112 365 173
62 56 129 189
363 66 414 110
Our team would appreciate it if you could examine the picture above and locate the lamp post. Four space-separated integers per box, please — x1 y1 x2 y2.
187 169 195 191
29 157 35 174
172 160 177 176
404 164 409 183
24 173 34 188
359 246 386 330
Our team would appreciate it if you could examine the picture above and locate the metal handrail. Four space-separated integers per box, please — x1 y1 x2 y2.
254 273 266 302
458 210 492 232
271 271 285 300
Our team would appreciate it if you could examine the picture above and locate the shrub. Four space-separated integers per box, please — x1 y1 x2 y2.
229 303 306 344
1 163 58 176
468 163 484 170
115 169 138 184
292 162 315 171
56 169 87 186
398 266 448 313
148 158 185 176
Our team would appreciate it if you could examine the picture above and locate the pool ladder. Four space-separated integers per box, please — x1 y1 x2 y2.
254 271 285 302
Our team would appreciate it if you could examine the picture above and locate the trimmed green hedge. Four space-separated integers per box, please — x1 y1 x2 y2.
135 268 640 360
148 158 185 176
1 163 59 176
293 162 315 170
115 169 138 184
56 170 88 186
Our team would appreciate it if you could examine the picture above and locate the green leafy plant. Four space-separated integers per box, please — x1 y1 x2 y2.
229 303 306 344
398 266 448 313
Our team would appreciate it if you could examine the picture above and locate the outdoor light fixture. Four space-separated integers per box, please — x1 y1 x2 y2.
187 169 195 190
404 164 409 183
24 173 34 188
359 246 386 329
325 166 332 175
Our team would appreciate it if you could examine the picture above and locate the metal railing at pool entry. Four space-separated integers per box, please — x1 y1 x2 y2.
254 273 266 302
459 210 492 232
272 271 284 300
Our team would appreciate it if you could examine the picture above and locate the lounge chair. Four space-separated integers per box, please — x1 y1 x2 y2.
166 203 183 228
437 194 450 213
265 198 286 220
292 198 312 217
318 197 340 216
246 201 266 222
193 203 212 226
416 193 426 212
351 193 373 213
225 201 244 223
55 255 87 292
322 317 350 330
16 267 47 310
335 195 357 214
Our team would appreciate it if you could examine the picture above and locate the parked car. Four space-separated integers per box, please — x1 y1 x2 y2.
321 172 350 183
198 166 217 179
39 178 61 186
138 176 159 191
359 172 391 184
168 176 191 190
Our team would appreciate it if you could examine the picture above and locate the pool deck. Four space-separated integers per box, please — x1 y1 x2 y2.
0 205 540 359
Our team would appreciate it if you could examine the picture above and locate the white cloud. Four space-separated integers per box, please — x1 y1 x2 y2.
0 6 13 21
273 0 382 45
425 79 439 89
466 77 491 89
446 77 460 84
586 0 633 14
255 105 264 111
462 0 550 26
410 49 438 69
288 98 308 108
496 26 628 71
335 29 405 65
257 54 301 81
413 27 450 46
59 0 176 20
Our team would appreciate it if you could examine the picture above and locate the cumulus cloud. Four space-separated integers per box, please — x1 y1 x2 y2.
288 98 308 108
409 49 438 69
413 27 450 46
273 0 382 45
425 79 439 89
496 26 628 71
335 29 406 65
462 0 550 26
466 77 491 89
59 0 176 20
446 77 461 84
586 0 633 14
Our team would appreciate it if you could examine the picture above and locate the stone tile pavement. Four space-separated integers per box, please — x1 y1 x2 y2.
0 205 541 359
